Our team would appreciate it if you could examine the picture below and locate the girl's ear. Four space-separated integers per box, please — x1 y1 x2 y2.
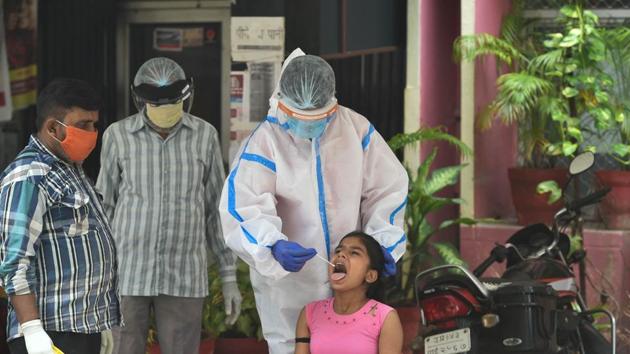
365 269 378 284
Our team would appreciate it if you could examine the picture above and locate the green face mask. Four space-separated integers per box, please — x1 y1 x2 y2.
145 101 184 129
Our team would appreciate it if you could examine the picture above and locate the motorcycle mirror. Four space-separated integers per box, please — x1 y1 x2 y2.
569 151 595 176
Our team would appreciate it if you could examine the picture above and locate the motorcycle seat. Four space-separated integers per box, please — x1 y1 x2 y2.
421 273 490 299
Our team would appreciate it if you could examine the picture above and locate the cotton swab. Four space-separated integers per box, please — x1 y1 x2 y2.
315 253 335 267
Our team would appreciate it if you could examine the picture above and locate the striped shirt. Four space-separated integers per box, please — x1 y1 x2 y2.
0 136 121 340
96 113 236 297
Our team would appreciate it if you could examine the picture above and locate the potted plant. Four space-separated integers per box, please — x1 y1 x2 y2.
386 127 475 353
594 27 630 229
454 1 614 225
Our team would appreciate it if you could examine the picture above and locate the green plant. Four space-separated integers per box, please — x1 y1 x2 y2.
455 1 614 167
536 179 563 204
385 127 475 304
203 261 263 340
600 27 630 166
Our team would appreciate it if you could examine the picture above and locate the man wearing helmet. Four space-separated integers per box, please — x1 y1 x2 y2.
97 57 241 354
219 49 408 354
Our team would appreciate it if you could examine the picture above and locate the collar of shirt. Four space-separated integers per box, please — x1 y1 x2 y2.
29 135 75 168
127 112 198 134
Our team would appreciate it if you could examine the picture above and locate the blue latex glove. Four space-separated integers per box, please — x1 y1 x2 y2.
381 246 397 277
272 240 317 272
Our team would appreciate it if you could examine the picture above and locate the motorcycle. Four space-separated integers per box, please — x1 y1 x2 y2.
414 151 616 354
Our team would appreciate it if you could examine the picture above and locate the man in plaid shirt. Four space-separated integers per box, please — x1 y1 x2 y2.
0 78 120 354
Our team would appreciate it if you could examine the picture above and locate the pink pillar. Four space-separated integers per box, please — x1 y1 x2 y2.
473 0 518 220
420 0 461 244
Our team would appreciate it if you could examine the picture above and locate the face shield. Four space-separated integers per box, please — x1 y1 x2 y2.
131 57 195 117
131 77 195 114
276 55 338 139
277 97 338 121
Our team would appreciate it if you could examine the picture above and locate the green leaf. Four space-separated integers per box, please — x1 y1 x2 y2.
567 126 583 142
591 107 612 124
537 180 562 204
559 35 579 48
551 110 569 122
612 144 630 158
562 87 579 98
416 148 437 185
560 5 579 18
568 233 583 257
545 143 563 156
616 112 625 123
564 63 578 73
492 72 553 124
584 10 599 24
454 33 525 66
588 38 606 61
424 164 467 195
595 90 609 103
584 24 595 35
388 127 472 157
414 219 434 248
433 243 467 267
438 217 477 230
544 33 564 48
529 49 563 73
562 142 578 156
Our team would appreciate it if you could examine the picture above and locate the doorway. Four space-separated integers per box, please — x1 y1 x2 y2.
116 2 231 158
127 23 223 132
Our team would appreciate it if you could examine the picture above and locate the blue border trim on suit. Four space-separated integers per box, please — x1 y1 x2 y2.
386 198 408 253
362 124 375 150
315 138 332 259
227 123 267 244
389 199 407 224
386 234 407 253
241 153 276 173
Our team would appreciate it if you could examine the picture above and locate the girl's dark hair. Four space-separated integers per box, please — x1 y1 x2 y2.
340 231 386 301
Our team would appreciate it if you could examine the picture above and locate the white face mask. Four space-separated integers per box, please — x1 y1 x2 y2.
145 101 183 129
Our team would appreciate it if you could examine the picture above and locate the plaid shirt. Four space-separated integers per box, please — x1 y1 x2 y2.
96 113 236 297
0 136 121 340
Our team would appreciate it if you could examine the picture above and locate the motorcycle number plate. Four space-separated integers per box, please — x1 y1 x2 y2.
425 328 471 354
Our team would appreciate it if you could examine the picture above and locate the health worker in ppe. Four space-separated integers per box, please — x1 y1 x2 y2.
219 49 408 354
97 57 242 354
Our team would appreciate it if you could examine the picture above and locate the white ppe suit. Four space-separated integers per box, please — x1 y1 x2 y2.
219 55 408 354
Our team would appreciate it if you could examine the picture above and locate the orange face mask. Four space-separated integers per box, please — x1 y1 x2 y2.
51 120 98 162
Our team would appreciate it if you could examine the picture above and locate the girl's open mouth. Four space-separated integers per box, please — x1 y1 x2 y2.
331 263 347 281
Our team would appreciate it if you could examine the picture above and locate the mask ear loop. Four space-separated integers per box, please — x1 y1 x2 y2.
48 120 66 144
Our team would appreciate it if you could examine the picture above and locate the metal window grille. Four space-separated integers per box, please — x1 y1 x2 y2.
524 0 630 9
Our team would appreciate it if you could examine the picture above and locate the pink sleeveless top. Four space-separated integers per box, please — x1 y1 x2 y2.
305 297 394 354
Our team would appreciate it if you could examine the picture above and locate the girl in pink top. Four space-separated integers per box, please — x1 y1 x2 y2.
295 231 403 354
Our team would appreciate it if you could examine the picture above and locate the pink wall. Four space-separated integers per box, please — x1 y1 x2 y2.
419 1 518 243
473 0 518 219
420 0 461 245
